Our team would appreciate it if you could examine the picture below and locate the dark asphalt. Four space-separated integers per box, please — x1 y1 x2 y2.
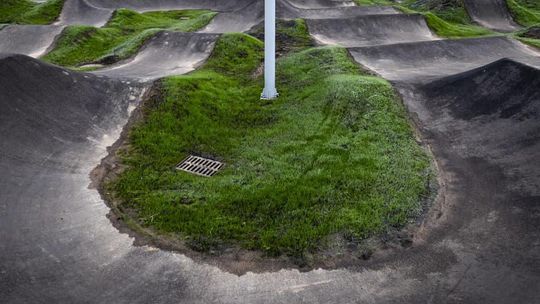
1 0 540 303
93 32 220 80
307 13 436 47
464 0 521 32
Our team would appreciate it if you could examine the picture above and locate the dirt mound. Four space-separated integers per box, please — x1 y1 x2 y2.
201 0 398 33
201 0 264 33
285 0 354 8
58 0 379 31
416 57 540 197
422 58 540 120
81 0 256 11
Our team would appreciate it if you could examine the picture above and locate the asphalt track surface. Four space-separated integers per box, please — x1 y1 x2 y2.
1 0 540 303
349 36 540 83
464 0 521 32
0 0 395 70
0 25 64 58
307 13 436 47
93 32 220 80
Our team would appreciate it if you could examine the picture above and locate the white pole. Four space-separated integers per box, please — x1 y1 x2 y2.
261 0 278 99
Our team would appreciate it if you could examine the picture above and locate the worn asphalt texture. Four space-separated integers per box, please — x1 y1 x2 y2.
1 0 539 303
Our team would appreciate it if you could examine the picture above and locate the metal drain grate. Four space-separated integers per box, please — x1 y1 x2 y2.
176 155 224 177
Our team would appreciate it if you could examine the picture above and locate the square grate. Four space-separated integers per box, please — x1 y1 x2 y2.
176 155 224 177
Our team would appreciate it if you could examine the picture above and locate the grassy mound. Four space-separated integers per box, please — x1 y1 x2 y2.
43 9 216 67
0 0 64 24
398 0 492 37
108 32 431 260
507 0 540 26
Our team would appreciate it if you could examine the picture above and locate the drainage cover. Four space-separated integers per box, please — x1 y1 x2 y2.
176 155 224 177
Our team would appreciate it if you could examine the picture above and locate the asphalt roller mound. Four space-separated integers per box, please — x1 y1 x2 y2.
423 58 540 120
349 36 540 82
419 59 540 195
0 54 141 166
307 13 436 47
93 32 219 81
278 0 397 19
0 25 64 57
464 0 521 32
59 0 259 28
59 0 114 26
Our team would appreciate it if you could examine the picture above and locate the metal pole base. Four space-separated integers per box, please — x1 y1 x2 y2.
262 0 277 101
261 87 279 100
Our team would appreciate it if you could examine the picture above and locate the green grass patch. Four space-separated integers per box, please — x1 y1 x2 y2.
42 9 216 67
0 0 64 24
507 0 540 26
396 1 493 38
108 33 431 259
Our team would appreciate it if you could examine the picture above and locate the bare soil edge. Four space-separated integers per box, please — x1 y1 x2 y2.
89 73 446 275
